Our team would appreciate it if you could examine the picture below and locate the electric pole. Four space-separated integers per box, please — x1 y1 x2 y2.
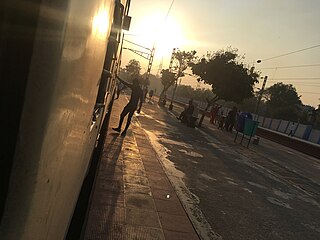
144 46 155 86
254 76 268 120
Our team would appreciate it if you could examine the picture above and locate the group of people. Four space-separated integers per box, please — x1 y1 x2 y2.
210 104 238 132
113 79 298 139
113 77 239 135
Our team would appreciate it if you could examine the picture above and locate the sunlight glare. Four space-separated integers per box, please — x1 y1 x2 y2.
92 7 109 37
130 12 187 59
156 16 186 57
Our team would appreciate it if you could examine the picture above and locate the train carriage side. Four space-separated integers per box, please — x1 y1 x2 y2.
0 0 130 239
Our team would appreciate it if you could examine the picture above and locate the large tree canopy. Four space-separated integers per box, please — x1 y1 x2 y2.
264 82 302 120
125 59 141 80
191 48 259 104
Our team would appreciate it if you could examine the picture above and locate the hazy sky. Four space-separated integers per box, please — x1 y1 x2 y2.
122 0 320 106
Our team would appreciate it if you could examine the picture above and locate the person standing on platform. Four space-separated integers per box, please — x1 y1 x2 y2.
148 89 154 102
112 77 143 136
288 122 296 137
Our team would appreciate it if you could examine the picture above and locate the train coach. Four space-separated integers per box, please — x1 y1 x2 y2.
1 0 131 239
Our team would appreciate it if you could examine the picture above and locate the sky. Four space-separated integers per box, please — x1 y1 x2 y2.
121 0 320 107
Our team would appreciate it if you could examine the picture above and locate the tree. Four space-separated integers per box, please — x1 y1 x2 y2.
176 85 216 103
159 50 197 102
125 59 141 80
159 69 175 101
191 48 259 126
240 96 260 113
264 83 302 121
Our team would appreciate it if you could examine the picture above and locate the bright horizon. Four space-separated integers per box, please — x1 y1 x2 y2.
121 0 320 107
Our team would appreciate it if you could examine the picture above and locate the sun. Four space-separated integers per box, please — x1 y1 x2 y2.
155 16 186 57
128 12 186 59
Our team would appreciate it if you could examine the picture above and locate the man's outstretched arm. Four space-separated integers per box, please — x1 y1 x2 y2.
116 75 133 89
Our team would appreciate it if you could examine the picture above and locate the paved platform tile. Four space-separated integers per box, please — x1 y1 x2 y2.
91 191 124 207
135 141 154 149
124 183 152 196
126 208 161 228
123 168 147 177
123 158 144 169
147 175 172 189
163 230 199 240
125 225 165 240
123 161 145 171
96 179 123 192
151 188 179 202
125 193 156 210
85 223 125 240
97 171 123 181
143 162 166 174
158 212 195 233
123 153 141 161
154 198 186 216
124 174 149 186
99 165 123 175
87 206 125 225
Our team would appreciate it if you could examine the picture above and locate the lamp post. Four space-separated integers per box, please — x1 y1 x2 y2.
168 48 177 110
253 60 268 120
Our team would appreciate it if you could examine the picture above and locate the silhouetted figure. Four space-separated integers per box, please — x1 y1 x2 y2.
210 104 221 124
225 107 237 132
217 108 225 129
148 89 154 101
161 94 167 106
288 122 296 137
188 102 199 128
143 86 148 102
177 99 194 125
113 77 143 136
177 105 187 120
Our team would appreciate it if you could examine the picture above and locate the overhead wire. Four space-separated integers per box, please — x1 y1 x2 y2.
150 0 175 71
266 82 320 87
260 63 320 70
268 80 320 84
259 44 320 62
270 77 320 80
153 0 175 47
164 0 175 20
298 92 320 94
